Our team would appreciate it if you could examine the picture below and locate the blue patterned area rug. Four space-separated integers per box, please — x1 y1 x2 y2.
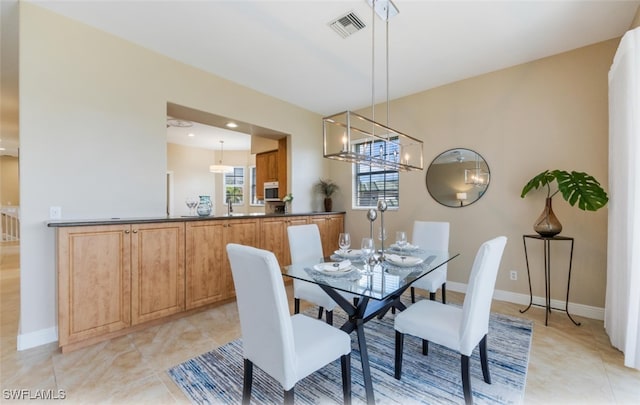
168 308 532 404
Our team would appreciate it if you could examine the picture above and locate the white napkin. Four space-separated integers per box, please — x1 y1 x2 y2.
385 254 423 266
334 249 362 258
314 260 352 272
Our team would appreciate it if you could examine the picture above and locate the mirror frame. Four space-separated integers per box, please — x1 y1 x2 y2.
425 148 490 208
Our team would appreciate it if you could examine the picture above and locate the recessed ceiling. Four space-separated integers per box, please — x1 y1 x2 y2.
166 120 251 151
26 0 640 116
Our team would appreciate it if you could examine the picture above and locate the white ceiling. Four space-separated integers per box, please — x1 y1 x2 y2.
2 1 639 155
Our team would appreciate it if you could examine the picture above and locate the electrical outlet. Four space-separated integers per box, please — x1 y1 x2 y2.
510 270 518 281
49 206 62 220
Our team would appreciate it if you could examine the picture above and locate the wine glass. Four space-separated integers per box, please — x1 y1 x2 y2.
185 197 198 216
338 232 351 255
395 231 408 254
360 237 374 274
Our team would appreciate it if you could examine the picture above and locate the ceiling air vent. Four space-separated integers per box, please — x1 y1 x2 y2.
329 11 366 39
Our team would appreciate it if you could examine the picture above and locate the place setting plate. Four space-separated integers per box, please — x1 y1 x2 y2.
308 259 358 277
384 254 424 268
333 249 364 261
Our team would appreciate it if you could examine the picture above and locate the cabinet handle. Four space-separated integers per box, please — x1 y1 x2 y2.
133 230 138 233
124 230 130 234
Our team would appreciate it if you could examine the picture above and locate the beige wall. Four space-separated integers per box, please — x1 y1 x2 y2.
631 4 640 29
328 39 617 311
0 156 19 206
167 143 260 216
18 3 327 345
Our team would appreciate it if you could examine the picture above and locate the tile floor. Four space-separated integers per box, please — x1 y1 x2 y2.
1 241 639 404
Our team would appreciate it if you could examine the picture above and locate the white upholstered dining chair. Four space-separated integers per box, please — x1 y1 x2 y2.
394 236 507 405
287 224 338 324
410 221 450 303
226 243 352 405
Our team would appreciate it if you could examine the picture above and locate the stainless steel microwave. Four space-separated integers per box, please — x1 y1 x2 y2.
264 181 280 201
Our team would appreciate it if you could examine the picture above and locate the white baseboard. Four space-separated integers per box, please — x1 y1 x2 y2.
447 281 604 321
17 326 58 351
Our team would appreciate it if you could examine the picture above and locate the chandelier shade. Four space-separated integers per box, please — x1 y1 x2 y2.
209 140 234 174
322 0 423 172
323 110 423 171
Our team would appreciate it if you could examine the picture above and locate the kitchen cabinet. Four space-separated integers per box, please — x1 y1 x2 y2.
308 214 345 257
256 138 288 199
185 218 260 309
260 216 308 267
57 221 184 348
255 150 277 200
53 213 342 351
57 224 131 348
131 222 185 325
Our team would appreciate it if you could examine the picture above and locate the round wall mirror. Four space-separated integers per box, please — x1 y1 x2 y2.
425 148 490 208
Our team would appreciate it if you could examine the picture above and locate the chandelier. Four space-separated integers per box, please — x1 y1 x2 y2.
464 152 490 186
209 140 234 174
322 0 423 172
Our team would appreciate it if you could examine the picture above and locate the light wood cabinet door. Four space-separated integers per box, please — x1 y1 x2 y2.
222 219 260 299
256 150 278 199
57 225 131 346
131 222 185 325
185 221 227 309
185 218 260 309
260 216 308 266
308 214 345 257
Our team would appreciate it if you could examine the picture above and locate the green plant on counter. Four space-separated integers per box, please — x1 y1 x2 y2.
520 169 608 211
315 178 339 198
282 193 294 203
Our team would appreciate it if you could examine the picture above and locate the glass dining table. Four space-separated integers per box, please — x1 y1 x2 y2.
284 248 459 405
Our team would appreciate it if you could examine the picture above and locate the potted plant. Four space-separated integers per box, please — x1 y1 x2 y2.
282 193 293 214
520 169 608 236
315 178 339 212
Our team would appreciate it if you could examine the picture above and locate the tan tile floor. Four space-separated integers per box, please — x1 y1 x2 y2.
1 241 639 404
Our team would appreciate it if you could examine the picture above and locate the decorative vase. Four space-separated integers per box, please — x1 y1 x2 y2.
324 197 333 212
284 201 290 214
197 195 212 217
533 197 562 237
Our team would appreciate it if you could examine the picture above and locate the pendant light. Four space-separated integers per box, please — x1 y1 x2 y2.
209 140 234 174
322 0 423 171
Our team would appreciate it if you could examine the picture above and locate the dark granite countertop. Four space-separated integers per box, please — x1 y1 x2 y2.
46 211 345 227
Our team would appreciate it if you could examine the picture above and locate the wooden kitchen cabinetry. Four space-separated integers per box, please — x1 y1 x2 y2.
256 138 288 199
57 222 184 348
308 214 345 257
260 216 308 267
255 150 277 200
131 222 185 325
53 212 342 352
185 218 260 309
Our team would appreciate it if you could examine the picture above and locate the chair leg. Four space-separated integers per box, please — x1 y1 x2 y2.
317 306 324 319
441 283 447 304
394 331 404 379
410 287 416 303
429 292 436 301
284 388 294 405
326 310 333 326
294 298 300 314
422 339 429 355
480 335 491 384
341 354 352 405
242 359 253 405
461 355 472 405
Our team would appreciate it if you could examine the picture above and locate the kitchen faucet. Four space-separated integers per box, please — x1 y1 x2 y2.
227 198 233 215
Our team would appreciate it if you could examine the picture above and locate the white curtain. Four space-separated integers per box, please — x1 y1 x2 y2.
605 27 640 370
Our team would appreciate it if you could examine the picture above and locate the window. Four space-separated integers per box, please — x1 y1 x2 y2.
353 139 399 208
223 167 245 205
249 166 264 206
